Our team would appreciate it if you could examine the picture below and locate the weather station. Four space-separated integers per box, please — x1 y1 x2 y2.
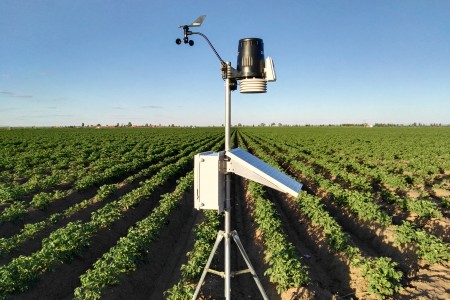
175 15 303 300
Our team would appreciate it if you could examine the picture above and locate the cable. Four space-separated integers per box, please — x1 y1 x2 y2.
192 32 226 66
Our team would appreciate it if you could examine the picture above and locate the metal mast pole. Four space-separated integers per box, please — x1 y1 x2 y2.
225 63 231 151
191 58 269 300
224 62 232 299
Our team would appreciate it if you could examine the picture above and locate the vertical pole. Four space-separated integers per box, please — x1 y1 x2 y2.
224 62 232 299
225 63 231 151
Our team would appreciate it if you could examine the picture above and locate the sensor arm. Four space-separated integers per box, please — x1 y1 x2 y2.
176 16 226 66
190 31 226 65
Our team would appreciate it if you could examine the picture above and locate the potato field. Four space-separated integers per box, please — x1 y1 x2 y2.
0 126 449 299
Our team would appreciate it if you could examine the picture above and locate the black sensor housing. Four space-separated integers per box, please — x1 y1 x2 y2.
236 38 265 79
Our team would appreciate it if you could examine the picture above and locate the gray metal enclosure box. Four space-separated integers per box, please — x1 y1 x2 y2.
194 151 225 211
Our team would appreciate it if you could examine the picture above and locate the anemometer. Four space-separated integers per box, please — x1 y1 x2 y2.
175 15 206 46
175 15 302 300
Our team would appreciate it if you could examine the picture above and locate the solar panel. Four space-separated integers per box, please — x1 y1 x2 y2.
227 148 302 197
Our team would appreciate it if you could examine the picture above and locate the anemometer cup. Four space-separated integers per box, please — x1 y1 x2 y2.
175 37 194 46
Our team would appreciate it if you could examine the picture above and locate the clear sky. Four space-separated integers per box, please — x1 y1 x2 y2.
1 0 449 127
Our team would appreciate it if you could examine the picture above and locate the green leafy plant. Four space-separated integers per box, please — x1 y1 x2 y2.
243 139 309 293
0 201 27 223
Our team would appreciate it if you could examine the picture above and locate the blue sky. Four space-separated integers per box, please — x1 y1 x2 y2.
1 0 449 127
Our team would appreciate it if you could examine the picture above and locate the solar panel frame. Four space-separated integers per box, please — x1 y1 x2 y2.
227 148 302 197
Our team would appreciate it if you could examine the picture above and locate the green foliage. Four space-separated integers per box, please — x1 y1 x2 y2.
0 132 224 299
297 192 349 252
250 182 310 293
442 197 450 208
164 282 195 300
165 210 220 299
74 173 194 299
30 192 53 210
0 253 45 294
1 126 449 299
180 210 220 281
0 187 15 203
404 198 442 218
241 127 450 269
394 221 450 264
0 201 27 223
360 257 403 298
240 131 403 298
41 221 94 263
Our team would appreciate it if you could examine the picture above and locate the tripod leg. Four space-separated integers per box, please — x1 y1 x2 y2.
192 230 225 300
231 231 269 300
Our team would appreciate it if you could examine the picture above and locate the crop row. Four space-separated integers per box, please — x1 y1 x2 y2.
0 133 213 207
238 131 404 298
0 139 214 298
163 135 228 300
0 168 179 296
0 134 220 227
165 209 220 300
269 138 443 218
73 135 225 300
246 127 450 210
73 171 194 299
237 132 310 293
247 182 310 293
242 132 391 225
0 128 213 182
0 134 220 254
241 131 450 265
